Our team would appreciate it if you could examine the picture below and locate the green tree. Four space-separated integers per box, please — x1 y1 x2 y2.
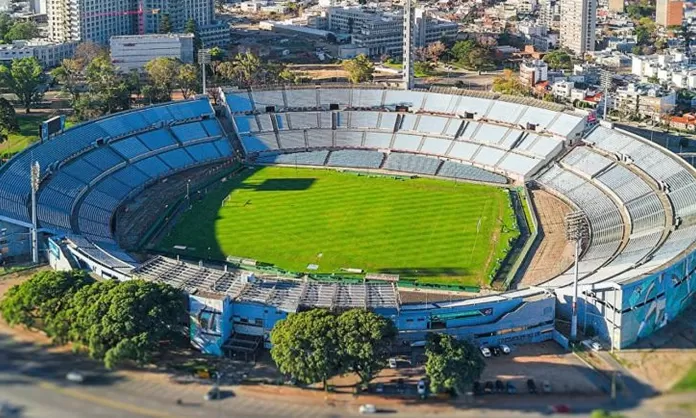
424 334 485 394
414 60 435 77
342 54 374 83
492 69 530 96
0 97 18 143
51 58 83 104
467 47 493 73
0 57 45 113
145 57 181 100
177 63 200 99
451 39 476 64
159 14 173 34
209 46 225 62
4 21 39 42
84 56 131 116
65 280 185 368
214 60 236 83
185 18 202 56
0 13 13 40
270 309 341 389
0 270 93 331
230 51 261 87
337 309 396 385
543 49 573 70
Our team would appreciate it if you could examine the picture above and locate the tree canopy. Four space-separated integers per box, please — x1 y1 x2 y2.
145 57 181 99
424 334 485 394
450 40 494 72
543 49 573 70
0 272 186 369
270 308 397 387
270 309 341 389
337 309 397 385
0 270 93 331
0 97 18 143
342 54 374 83
178 63 201 99
492 69 530 96
159 14 173 34
4 21 39 42
0 57 45 113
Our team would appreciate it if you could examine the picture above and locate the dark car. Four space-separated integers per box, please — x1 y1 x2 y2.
495 380 505 393
473 381 483 395
527 379 537 394
491 347 501 356
506 381 516 394
484 381 494 394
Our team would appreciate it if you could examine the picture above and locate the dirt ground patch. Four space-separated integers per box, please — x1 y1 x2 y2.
615 303 696 392
518 189 575 287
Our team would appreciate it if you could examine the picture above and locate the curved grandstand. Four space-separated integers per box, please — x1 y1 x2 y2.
0 86 694 355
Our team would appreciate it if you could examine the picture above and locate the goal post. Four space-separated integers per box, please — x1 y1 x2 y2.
221 194 231 207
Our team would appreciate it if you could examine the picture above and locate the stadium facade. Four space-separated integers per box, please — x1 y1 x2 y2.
0 86 694 357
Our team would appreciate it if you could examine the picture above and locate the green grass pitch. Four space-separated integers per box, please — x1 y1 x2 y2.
157 166 519 286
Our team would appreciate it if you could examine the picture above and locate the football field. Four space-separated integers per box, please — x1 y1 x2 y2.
157 166 519 286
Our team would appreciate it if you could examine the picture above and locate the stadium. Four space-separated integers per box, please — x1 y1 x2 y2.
0 83 695 358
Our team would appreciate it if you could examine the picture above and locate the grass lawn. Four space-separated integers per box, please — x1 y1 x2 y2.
158 166 518 286
673 363 696 392
1 114 73 158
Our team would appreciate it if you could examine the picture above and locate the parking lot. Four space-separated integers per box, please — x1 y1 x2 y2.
364 341 603 397
478 341 603 395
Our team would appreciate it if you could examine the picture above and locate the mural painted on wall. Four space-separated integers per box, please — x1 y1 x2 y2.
620 251 696 347
189 295 231 356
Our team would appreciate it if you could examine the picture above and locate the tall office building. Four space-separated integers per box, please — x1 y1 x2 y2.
559 0 596 55
47 0 229 46
656 0 683 27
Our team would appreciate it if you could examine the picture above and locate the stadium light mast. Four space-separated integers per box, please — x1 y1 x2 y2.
30 161 40 264
565 211 589 341
198 49 211 95
402 0 415 90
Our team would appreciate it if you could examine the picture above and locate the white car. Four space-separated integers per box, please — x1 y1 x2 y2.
590 341 602 352
388 358 397 369
480 347 492 358
65 371 84 383
359 404 377 414
500 344 511 354
417 379 427 396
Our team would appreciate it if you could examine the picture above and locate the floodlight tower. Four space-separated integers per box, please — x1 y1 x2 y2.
403 0 415 90
565 211 589 341
30 161 40 264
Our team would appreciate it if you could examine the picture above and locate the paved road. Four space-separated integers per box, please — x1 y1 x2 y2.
1 329 693 417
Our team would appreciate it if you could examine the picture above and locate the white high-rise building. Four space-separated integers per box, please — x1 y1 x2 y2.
47 0 230 46
559 0 596 55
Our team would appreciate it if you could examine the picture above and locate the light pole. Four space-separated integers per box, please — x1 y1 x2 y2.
30 161 40 264
198 49 211 95
565 211 589 341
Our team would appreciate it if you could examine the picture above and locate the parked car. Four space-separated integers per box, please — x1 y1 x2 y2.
591 341 603 352
388 358 398 369
506 381 516 394
549 404 571 413
417 379 427 396
359 404 377 414
484 381 494 394
542 381 552 393
491 347 501 357
500 344 511 354
65 371 84 383
480 347 492 358
495 380 505 393
473 381 483 395
204 385 220 401
527 379 537 394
